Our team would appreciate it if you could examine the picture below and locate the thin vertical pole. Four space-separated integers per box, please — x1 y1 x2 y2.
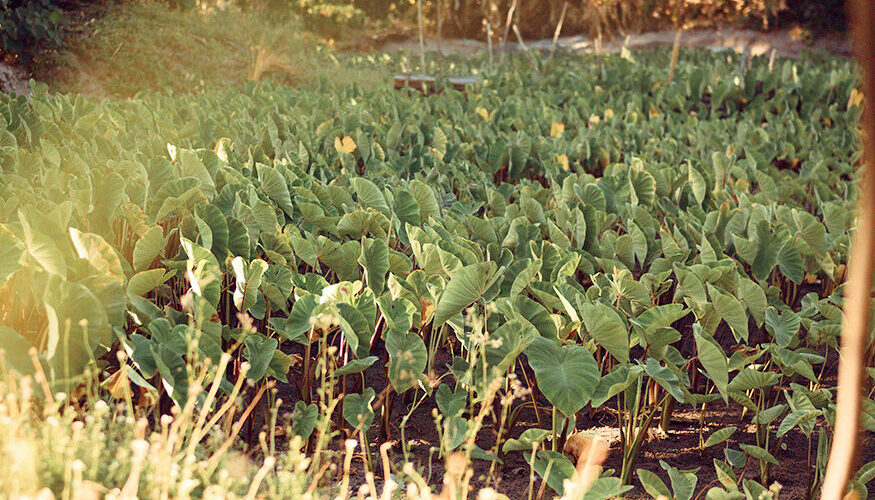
437 0 443 55
668 30 682 83
500 0 518 63
417 0 426 72
550 1 569 58
821 0 875 498
739 43 750 76
487 21 494 70
513 24 539 75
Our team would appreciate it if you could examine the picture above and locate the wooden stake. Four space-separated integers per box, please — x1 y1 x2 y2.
500 0 518 63
739 43 750 76
821 1 875 498
550 1 569 58
487 20 494 70
417 0 426 72
513 24 540 75
668 29 682 83
437 0 442 55
768 48 776 73
595 31 603 76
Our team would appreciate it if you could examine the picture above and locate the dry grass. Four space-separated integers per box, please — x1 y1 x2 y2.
0 346 618 500
42 3 319 96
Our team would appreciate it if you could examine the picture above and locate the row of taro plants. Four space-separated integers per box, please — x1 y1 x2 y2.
0 48 873 498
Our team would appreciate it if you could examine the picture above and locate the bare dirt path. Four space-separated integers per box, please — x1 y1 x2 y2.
381 28 851 59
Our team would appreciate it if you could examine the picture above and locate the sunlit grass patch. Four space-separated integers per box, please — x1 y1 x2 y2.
44 3 323 96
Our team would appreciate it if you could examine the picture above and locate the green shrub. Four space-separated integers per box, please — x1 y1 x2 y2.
0 0 65 63
234 0 366 38
298 0 366 37
779 0 847 32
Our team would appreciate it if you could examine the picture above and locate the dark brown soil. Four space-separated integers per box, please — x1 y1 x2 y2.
268 336 875 499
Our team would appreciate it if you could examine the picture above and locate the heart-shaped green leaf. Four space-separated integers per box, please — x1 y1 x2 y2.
525 337 599 417
433 261 498 327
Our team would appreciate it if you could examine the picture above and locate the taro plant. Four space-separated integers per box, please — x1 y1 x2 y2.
636 461 698 500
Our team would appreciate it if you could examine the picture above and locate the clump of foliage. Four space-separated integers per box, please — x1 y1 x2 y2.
427 0 800 41
216 0 369 38
0 0 65 63
294 0 367 38
1 47 873 499
777 0 848 32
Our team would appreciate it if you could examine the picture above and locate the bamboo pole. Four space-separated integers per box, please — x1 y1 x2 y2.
820 1 875 499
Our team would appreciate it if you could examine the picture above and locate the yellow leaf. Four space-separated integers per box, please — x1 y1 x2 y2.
137 390 157 409
420 298 435 328
848 88 864 110
475 107 490 121
102 366 131 400
604 108 614 120
588 114 600 126
214 137 232 163
649 108 660 117
334 136 356 154
551 121 565 138
556 153 569 171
